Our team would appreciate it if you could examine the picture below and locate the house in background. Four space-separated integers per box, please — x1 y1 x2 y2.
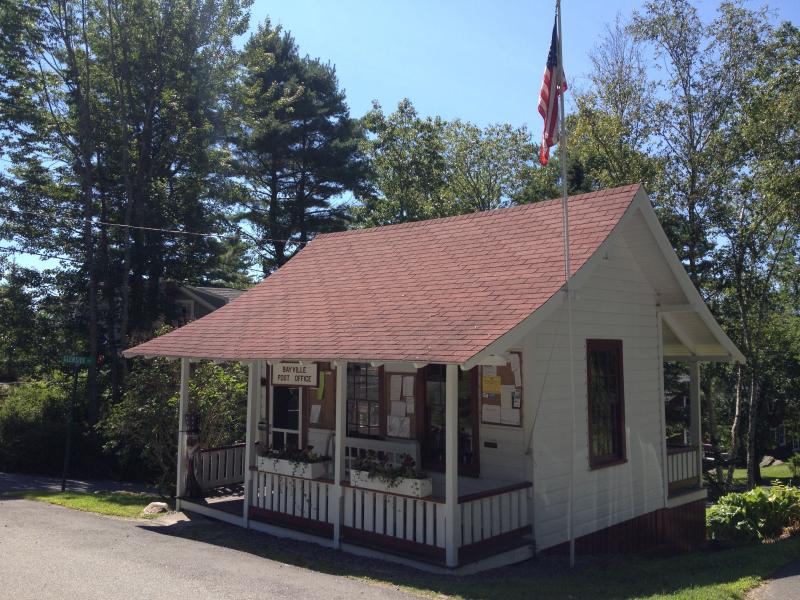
161 281 246 325
125 184 744 573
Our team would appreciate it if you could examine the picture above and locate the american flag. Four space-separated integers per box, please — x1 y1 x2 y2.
538 21 567 166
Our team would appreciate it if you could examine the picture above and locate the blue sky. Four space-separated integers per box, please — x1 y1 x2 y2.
249 0 799 128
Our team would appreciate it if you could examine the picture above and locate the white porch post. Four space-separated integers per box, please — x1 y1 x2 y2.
445 363 460 567
332 360 348 549
176 357 190 511
243 361 260 525
688 361 703 486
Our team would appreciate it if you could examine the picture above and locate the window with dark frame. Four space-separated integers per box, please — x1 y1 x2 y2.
587 339 626 467
346 363 382 437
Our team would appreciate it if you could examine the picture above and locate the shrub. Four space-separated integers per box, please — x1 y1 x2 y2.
707 484 800 543
0 379 70 474
788 453 800 484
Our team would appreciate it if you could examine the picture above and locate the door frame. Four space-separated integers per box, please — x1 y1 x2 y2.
269 384 303 449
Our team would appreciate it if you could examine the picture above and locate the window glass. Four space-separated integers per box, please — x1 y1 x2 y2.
347 363 381 437
587 340 625 466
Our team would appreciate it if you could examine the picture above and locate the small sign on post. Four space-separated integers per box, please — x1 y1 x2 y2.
61 355 95 366
271 362 318 387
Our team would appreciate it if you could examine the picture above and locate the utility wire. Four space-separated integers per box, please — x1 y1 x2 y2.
0 205 308 247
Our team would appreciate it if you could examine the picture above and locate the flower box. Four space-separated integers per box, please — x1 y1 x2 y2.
257 456 329 479
350 470 433 497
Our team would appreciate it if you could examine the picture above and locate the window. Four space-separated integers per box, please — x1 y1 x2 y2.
346 363 382 437
587 339 626 468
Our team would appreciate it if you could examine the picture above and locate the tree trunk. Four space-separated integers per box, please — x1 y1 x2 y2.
725 364 744 488
702 374 725 489
745 371 761 489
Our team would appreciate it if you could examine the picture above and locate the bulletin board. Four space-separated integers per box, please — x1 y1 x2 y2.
307 363 336 430
385 372 416 438
480 352 523 427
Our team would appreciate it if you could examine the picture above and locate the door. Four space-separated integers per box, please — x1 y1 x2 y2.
270 386 301 450
420 366 480 476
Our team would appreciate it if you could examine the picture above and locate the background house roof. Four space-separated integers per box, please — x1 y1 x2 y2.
185 286 247 305
125 184 641 363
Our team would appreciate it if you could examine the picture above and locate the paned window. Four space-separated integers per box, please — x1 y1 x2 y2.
347 363 382 437
587 340 626 467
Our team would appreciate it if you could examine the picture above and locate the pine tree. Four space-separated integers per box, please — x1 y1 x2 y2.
230 21 369 273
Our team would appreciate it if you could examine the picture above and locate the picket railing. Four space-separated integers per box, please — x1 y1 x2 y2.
667 445 699 492
195 443 246 490
459 484 530 546
343 485 447 549
251 470 335 527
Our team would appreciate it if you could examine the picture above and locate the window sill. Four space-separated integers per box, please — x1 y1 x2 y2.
589 457 628 470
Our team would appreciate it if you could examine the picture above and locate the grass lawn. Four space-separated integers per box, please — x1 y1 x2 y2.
353 537 800 600
13 490 168 519
732 464 795 486
165 515 800 600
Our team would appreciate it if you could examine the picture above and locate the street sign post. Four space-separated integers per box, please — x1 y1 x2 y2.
60 355 94 492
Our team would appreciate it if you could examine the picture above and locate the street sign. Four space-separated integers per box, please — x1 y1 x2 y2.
61 355 94 366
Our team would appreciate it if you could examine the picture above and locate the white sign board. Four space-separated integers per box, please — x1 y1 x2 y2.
271 362 318 387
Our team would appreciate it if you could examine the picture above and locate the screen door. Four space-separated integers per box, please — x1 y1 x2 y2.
270 386 301 450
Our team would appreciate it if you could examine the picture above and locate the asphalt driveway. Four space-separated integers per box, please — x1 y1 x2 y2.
0 498 420 600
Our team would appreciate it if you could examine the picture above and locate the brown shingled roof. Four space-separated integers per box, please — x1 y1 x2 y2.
125 184 641 363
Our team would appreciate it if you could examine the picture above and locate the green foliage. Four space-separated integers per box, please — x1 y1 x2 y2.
706 485 800 543
355 99 540 226
0 378 70 474
789 454 800 482
230 19 369 273
99 328 247 492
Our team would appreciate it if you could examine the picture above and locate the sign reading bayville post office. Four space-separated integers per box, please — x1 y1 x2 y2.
271 362 318 387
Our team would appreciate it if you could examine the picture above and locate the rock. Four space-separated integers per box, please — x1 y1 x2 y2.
142 501 169 515
760 455 776 468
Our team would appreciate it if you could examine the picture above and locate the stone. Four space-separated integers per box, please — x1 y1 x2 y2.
142 501 169 515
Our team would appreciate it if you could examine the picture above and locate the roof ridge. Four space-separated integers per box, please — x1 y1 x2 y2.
317 183 641 240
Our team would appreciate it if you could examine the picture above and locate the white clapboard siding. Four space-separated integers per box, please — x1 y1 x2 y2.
195 444 245 490
529 233 666 551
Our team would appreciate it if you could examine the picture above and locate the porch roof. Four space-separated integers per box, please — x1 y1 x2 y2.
124 184 641 363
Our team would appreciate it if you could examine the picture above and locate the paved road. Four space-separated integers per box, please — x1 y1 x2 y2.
0 499 420 600
749 559 800 600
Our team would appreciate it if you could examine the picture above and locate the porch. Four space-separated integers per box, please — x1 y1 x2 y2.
174 360 533 572
180 439 532 570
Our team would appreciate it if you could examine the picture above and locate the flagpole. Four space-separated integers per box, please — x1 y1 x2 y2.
556 0 577 569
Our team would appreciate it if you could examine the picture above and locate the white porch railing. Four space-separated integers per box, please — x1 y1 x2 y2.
196 443 246 490
667 445 699 491
343 485 447 548
459 485 530 547
251 471 335 526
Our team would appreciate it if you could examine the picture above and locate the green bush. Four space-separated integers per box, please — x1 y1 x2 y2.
0 379 70 474
707 484 800 543
788 453 800 483
99 347 247 493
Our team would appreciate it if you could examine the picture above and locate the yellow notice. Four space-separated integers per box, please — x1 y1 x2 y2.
482 375 502 395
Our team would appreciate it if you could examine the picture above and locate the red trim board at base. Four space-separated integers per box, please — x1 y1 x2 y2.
248 506 334 538
542 500 706 555
459 525 533 565
341 526 446 563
